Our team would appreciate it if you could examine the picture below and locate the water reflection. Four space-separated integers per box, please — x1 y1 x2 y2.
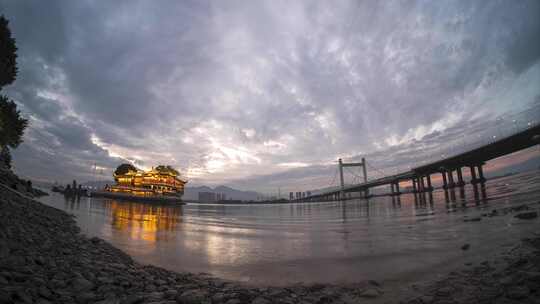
58 195 184 243
41 170 540 285
64 194 81 209
105 199 183 242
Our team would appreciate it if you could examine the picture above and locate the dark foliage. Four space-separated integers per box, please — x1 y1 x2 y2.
155 165 180 175
0 95 28 149
0 95 28 148
0 15 26 170
0 15 17 89
114 163 139 175
0 145 10 168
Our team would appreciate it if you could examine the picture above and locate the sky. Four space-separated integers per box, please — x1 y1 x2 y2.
1 1 539 193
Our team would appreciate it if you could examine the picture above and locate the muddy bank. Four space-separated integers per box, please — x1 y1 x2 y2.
1 182 539 303
401 235 540 304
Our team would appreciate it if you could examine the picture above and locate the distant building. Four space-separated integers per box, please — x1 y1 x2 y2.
215 193 226 201
199 192 216 203
289 192 294 200
306 191 311 197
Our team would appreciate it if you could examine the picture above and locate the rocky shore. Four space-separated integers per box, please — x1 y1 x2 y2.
1 181 539 304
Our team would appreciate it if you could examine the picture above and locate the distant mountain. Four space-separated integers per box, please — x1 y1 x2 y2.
184 185 261 201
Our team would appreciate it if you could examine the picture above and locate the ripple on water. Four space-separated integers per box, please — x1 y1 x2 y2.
39 169 540 285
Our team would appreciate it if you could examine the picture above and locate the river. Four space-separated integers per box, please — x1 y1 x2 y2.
39 169 540 290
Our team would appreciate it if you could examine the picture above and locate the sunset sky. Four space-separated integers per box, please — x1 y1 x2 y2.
1 1 539 192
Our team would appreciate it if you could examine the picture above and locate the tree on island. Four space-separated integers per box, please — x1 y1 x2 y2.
114 163 139 176
0 15 27 169
155 165 180 175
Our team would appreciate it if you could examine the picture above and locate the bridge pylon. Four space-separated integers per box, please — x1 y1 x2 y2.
338 157 368 197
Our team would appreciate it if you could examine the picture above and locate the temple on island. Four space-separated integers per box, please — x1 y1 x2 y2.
109 164 187 197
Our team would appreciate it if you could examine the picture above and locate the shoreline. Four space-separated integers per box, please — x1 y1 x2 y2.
1 182 539 303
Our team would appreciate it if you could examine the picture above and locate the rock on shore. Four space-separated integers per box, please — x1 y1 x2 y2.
0 168 47 198
401 236 540 303
1 180 539 303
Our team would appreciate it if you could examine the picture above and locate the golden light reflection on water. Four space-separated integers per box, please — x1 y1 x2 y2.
102 199 183 243
180 222 256 266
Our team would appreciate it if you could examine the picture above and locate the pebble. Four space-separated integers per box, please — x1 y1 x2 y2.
359 288 380 298
120 295 144 304
464 216 482 222
506 285 530 299
37 286 52 299
251 296 272 304
71 277 94 292
515 211 538 220
177 289 208 304
436 286 452 297
164 289 178 299
499 276 513 285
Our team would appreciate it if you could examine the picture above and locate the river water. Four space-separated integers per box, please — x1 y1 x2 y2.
39 170 540 289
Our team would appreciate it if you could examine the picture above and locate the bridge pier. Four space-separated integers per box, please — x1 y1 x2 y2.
456 167 465 187
425 174 433 191
478 165 486 182
469 166 477 183
449 186 456 202
470 163 487 184
469 164 487 202
412 178 418 193
459 184 466 201
441 171 448 189
447 170 456 188
390 181 401 196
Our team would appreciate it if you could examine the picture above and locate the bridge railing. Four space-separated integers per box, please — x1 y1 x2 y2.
353 104 540 182
405 104 540 170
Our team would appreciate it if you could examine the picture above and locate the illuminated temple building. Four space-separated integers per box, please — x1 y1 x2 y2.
109 164 187 197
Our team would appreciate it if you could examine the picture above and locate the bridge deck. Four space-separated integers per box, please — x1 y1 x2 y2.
305 124 540 200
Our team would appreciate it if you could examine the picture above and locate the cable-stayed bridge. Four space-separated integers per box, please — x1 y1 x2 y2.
296 108 540 202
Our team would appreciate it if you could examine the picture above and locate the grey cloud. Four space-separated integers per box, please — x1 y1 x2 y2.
1 1 539 189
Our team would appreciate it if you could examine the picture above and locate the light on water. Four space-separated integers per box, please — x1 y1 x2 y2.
39 170 540 286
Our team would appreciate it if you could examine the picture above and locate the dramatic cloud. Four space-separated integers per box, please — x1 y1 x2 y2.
1 1 539 192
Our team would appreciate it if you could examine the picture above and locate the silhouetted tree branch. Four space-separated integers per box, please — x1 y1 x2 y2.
0 15 26 169
0 15 17 89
